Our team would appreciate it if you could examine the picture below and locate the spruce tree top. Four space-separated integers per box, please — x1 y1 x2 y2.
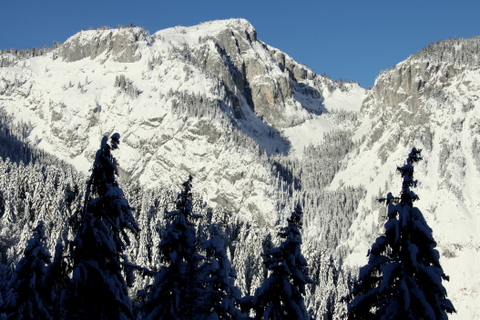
346 147 455 319
4 221 52 319
88 133 120 199
251 204 312 320
67 133 137 320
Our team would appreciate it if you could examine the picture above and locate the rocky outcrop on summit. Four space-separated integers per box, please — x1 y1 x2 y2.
363 37 480 124
60 26 153 63
413 36 480 67
158 19 328 127
356 37 480 168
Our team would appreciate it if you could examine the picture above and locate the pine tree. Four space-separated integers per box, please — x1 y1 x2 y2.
251 204 312 320
201 224 244 319
66 134 139 320
3 221 52 319
346 148 455 319
143 175 206 320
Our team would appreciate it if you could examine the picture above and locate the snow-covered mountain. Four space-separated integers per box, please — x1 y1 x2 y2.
1 18 478 318
334 36 480 319
0 19 363 225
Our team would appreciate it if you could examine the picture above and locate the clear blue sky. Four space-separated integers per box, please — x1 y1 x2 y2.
1 0 479 88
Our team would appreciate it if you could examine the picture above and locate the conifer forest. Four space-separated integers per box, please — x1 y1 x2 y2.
0 114 454 319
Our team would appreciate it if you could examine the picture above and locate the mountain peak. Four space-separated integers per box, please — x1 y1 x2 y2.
152 18 257 48
198 18 256 34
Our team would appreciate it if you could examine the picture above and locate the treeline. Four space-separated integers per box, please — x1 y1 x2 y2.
0 45 60 68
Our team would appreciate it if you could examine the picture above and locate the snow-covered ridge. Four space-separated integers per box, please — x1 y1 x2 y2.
366 36 480 117
58 19 257 64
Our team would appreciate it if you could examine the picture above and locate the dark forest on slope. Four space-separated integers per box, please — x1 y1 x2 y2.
0 106 367 319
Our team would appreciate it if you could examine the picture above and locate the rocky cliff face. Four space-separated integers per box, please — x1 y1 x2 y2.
55 19 329 128
364 37 480 122
152 19 328 127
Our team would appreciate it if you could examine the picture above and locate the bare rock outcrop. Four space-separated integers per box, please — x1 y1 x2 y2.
60 26 153 63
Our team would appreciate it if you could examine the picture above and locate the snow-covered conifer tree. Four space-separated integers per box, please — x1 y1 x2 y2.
201 224 244 319
143 175 206 320
346 148 455 319
45 242 70 320
66 134 139 320
3 221 52 319
251 204 312 320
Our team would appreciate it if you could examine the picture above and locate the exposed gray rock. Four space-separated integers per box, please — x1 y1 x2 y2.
184 19 329 127
364 36 480 124
60 26 153 63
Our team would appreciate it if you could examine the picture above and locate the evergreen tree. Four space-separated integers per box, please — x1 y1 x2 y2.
251 204 312 320
144 175 206 320
3 221 52 319
202 224 244 319
66 134 139 320
45 243 70 320
346 148 455 319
